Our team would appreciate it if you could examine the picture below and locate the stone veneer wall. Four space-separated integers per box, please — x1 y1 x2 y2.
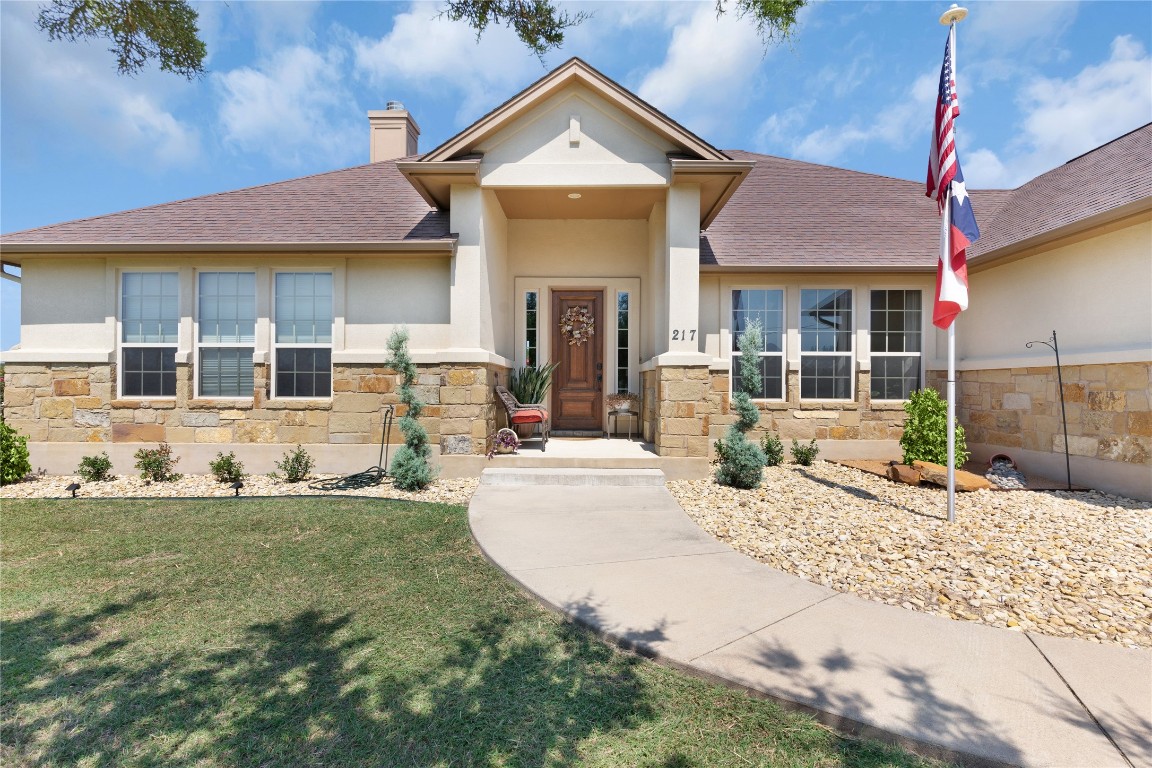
928 362 1151 467
640 369 658 444
696 368 908 459
653 366 727 457
2 361 506 456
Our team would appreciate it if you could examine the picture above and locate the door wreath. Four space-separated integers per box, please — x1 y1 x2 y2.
560 305 595 346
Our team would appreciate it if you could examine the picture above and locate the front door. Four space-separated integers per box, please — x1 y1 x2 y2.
551 290 604 430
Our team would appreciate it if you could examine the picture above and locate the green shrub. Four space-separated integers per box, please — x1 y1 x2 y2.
900 388 969 468
134 443 181 482
386 327 436 491
790 438 820 466
1 421 32 485
77 452 114 482
760 432 785 467
275 445 314 483
715 320 766 489
714 432 767 489
208 451 246 483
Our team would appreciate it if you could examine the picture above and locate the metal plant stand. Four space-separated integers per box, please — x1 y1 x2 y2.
1025 330 1072 491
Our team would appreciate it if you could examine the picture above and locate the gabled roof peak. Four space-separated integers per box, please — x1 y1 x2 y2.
421 57 730 163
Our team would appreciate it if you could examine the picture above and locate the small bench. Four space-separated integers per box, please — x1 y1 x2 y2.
495 385 549 451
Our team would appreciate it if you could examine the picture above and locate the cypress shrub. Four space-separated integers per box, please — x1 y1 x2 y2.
386 327 436 491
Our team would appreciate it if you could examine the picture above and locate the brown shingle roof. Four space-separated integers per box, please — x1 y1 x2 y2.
967 123 1152 263
1 159 451 248
701 151 1003 270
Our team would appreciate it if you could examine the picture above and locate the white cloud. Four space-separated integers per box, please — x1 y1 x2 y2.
353 5 538 127
769 71 936 165
214 45 361 168
967 0 1079 58
0 2 201 168
966 35 1152 187
635 4 767 138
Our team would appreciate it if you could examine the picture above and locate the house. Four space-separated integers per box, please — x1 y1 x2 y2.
2 59 1149 499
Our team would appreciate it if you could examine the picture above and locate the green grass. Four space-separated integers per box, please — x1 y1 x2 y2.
1 497 945 767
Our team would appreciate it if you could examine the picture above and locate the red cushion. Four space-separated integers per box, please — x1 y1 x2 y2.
510 408 547 424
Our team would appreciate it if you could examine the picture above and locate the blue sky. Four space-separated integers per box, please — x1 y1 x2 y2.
2 0 1150 350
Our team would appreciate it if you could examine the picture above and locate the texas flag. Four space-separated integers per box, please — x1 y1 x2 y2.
933 159 980 329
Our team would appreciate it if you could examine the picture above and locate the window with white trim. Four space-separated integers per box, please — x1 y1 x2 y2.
525 290 538 368
616 291 630 392
731 289 784 399
197 272 256 398
870 289 922 400
121 272 178 397
274 272 332 398
800 288 853 399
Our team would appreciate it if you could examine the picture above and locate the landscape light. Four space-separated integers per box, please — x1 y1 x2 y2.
65 482 81 498
231 481 244 497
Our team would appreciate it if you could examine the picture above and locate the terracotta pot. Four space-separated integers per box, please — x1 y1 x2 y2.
514 423 537 439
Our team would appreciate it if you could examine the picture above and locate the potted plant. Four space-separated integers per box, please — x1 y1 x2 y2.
508 362 559 438
606 392 638 413
487 427 520 458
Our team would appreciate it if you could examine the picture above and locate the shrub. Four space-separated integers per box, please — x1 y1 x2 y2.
1 421 32 485
715 320 766 489
275 445 314 483
900 388 969 469
386 327 436 491
208 451 246 483
760 432 785 467
714 432 767 489
77 452 114 482
790 438 820 466
134 443 181 482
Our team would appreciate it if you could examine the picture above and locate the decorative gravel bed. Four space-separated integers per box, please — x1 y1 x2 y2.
668 462 1152 649
0 472 480 506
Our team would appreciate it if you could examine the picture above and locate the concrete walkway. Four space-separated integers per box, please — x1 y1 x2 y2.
469 468 1151 768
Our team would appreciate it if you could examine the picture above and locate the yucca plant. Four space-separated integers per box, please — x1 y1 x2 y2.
508 361 560 405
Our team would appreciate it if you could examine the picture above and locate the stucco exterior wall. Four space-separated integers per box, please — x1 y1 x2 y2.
476 86 675 188
18 258 112 355
344 257 451 350
959 216 1152 367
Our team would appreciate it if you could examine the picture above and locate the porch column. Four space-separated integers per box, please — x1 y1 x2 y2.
664 183 705 358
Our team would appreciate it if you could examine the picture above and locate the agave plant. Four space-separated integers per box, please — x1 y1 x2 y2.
508 361 560 405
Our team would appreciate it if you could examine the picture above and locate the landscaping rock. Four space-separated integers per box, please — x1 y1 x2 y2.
913 460 993 491
885 463 921 485
668 461 1151 650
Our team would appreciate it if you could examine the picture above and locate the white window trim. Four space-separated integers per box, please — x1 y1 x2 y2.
194 269 257 401
729 286 787 402
118 269 179 400
868 287 925 402
271 270 334 400
798 286 855 402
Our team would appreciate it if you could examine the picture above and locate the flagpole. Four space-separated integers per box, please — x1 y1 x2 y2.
940 5 967 523
942 185 956 523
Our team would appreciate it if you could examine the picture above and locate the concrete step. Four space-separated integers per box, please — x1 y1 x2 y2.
480 467 666 487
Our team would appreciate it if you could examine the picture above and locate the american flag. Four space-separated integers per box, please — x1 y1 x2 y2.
926 32 959 210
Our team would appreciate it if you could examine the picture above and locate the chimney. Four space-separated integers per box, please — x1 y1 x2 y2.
368 102 420 163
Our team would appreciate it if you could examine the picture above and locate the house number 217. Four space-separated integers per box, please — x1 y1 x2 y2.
671 329 697 341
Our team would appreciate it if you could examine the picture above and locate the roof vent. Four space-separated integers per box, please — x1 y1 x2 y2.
386 100 405 111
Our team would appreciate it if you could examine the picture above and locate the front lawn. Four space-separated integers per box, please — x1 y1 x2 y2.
1 497 941 767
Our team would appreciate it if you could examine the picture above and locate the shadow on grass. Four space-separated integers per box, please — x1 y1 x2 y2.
1 596 653 766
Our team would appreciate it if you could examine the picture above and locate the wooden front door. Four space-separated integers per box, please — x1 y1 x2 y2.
551 290 604 430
